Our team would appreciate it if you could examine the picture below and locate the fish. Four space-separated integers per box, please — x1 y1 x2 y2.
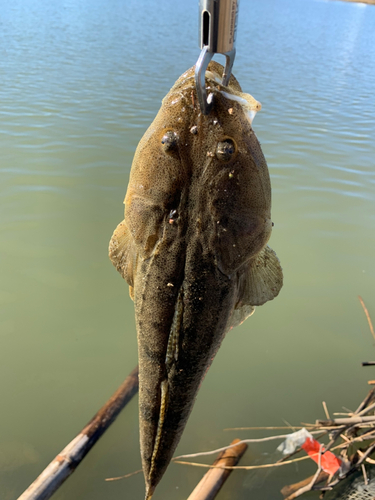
109 61 283 499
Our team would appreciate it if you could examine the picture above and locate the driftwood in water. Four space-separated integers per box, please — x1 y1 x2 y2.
17 366 139 500
280 471 329 499
187 438 248 500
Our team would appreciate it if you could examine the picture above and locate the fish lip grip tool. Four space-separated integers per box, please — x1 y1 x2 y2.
195 0 240 115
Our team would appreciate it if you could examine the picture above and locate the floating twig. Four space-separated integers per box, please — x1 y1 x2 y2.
173 431 323 461
224 426 314 431
175 452 325 471
105 469 143 481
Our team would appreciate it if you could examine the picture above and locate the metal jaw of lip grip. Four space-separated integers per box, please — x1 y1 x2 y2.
195 0 240 115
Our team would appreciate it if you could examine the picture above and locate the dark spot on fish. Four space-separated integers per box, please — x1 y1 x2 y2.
161 130 178 153
142 342 164 363
272 222 274 226
216 138 236 162
163 188 182 211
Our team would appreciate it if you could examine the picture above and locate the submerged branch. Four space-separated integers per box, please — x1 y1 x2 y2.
17 366 139 500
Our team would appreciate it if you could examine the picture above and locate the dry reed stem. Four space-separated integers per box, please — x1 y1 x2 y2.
355 388 375 414
172 431 324 461
361 464 368 486
105 469 143 481
224 426 314 431
174 451 327 471
322 402 330 420
359 295 375 342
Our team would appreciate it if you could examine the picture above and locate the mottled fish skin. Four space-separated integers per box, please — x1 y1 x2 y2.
109 61 283 499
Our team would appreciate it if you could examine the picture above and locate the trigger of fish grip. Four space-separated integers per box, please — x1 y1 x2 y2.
195 46 235 115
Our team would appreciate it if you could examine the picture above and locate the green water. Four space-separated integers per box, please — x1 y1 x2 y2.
1 0 375 499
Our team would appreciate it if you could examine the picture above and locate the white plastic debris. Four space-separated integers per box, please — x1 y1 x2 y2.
277 428 313 455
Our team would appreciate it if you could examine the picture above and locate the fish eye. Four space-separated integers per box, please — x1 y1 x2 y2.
216 138 237 162
161 130 178 153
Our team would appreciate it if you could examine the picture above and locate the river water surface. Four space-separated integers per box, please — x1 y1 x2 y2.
1 0 375 499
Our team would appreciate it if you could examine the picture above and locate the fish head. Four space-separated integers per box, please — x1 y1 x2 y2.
123 61 273 279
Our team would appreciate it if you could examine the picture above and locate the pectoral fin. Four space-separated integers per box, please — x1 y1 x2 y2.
225 304 256 332
108 220 138 291
226 245 283 331
239 245 283 306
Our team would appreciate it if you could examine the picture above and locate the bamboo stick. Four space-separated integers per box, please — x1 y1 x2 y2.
316 415 375 426
17 366 139 500
186 438 248 500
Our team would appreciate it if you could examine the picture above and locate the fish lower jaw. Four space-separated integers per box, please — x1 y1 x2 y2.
145 285 184 493
144 485 155 500
148 379 169 480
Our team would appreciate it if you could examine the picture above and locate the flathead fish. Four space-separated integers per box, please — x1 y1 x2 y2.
109 61 283 499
